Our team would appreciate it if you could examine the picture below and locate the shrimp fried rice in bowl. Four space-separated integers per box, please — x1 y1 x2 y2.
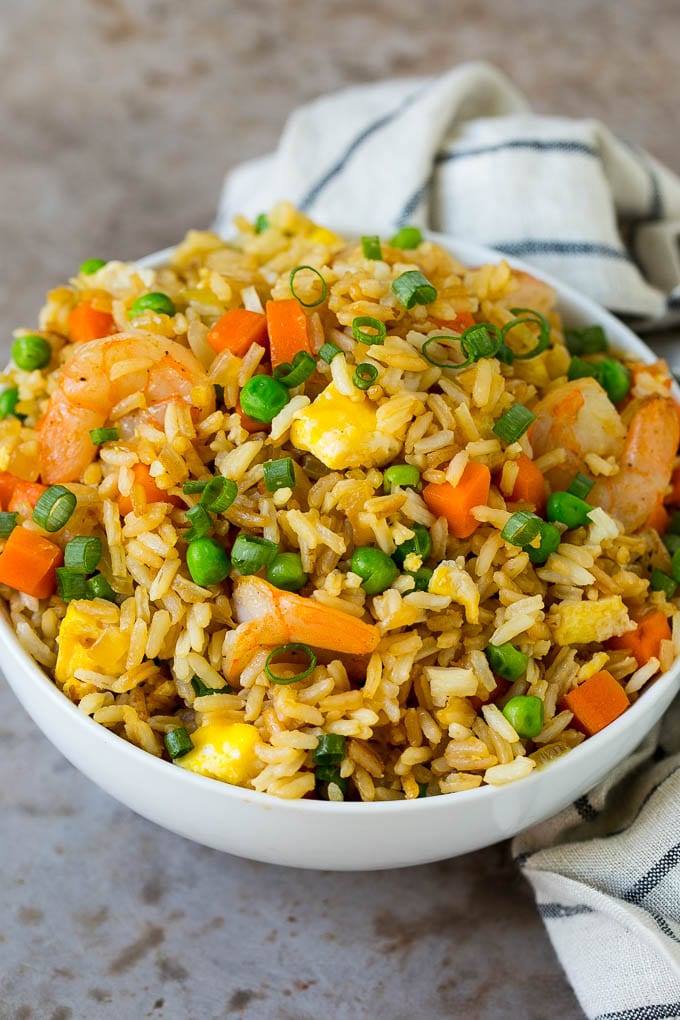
2 202 680 866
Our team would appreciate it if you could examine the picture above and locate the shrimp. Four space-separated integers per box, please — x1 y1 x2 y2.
222 575 380 682
38 333 215 483
589 396 679 532
530 378 626 490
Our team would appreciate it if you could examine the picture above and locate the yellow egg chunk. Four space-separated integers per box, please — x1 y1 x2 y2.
177 721 260 786
548 595 633 646
290 383 401 470
55 600 129 685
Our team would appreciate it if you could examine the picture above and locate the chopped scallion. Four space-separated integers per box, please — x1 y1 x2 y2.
650 568 677 599
502 308 551 360
89 427 119 445
318 341 343 363
493 403 536 443
64 536 102 574
263 458 296 492
0 512 18 537
33 485 76 532
191 675 232 697
183 479 209 494
564 324 608 356
184 504 213 542
165 727 194 759
273 350 316 387
312 733 346 765
391 270 437 309
254 213 270 234
56 568 88 602
199 476 238 513
361 235 383 260
231 533 279 574
265 642 317 685
353 363 378 390
351 316 387 346
567 473 594 500
289 265 328 307
500 511 543 548
85 573 117 602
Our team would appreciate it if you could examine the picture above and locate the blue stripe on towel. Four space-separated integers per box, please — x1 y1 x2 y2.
574 795 599 822
595 1003 680 1020
435 138 598 163
495 239 632 262
298 87 425 212
538 903 594 919
623 843 680 903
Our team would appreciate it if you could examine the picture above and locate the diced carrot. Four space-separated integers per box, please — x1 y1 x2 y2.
236 402 265 434
509 454 547 514
117 463 183 516
608 609 671 667
206 308 268 357
0 526 63 599
666 466 680 507
68 304 115 344
0 472 21 510
644 497 670 534
422 462 491 539
265 298 312 368
561 669 629 736
8 480 47 513
431 311 476 332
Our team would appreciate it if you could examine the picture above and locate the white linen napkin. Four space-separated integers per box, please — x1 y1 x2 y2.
216 62 680 1016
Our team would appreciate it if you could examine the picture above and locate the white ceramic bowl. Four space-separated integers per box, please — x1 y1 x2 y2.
3 234 678 870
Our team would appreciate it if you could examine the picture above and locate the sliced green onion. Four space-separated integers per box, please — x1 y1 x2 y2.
263 458 295 492
266 551 308 592
89 427 119 445
596 359 631 404
485 642 528 682
353 363 378 390
0 512 18 537
33 485 76 532
417 782 429 798
273 350 316 387
351 546 399 595
546 491 592 529
265 642 317 685
231 533 279 574
12 334 51 371
564 324 608 356
0 387 20 420
56 568 88 602
500 511 543 548
502 695 544 738
85 573 117 601
361 235 382 260
671 548 680 583
493 403 536 443
392 270 437 309
502 308 551 360
79 258 107 275
186 536 230 586
191 675 232 697
312 733 346 765
383 464 421 493
392 523 432 569
128 292 175 318
527 522 561 564
422 334 469 370
389 226 423 249
239 374 290 423
567 473 594 500
184 504 213 542
64 536 102 574
407 566 433 592
318 341 343 363
650 568 677 599
182 479 209 494
461 324 503 362
165 727 194 759
663 533 680 556
289 265 327 307
254 213 270 234
351 316 387 346
199 476 238 513
316 764 348 798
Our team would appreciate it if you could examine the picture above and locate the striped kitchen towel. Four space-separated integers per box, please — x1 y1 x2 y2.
216 61 680 318
216 61 680 1016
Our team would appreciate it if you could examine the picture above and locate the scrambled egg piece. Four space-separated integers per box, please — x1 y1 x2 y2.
177 721 260 786
548 595 633 646
290 383 401 470
430 559 480 624
55 600 129 684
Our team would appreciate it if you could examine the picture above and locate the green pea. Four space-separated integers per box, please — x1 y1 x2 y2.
527 523 561 564
186 537 230 586
128 292 176 318
502 695 544 738
12 334 51 371
239 375 290 423
351 546 399 595
266 552 308 592
79 258 107 275
0 387 20 420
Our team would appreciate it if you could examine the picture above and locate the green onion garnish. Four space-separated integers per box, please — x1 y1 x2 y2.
383 464 421 493
389 226 423 249
663 533 680 556
239 374 290 423
85 573 117 601
650 568 677 599
392 523 432 569
564 324 608 356
493 403 536 443
361 235 383 260
165 727 194 759
263 458 296 492
392 270 437 309
0 387 20 421
567 473 594 500
273 350 316 388
0 512 18 537
312 733 346 765
289 265 328 307
417 782 429 798
671 548 680 583
33 485 77 532
266 551 308 592
199 476 238 513
128 292 175 318
183 480 209 494
56 568 88 602
353 363 378 390
265 642 317 685
254 213 270 234
64 536 102 574
79 258 107 275
423 323 503 371
89 427 120 445
315 764 348 798
351 316 387 346
191 675 232 697
184 504 213 542
484 642 528 681
407 566 433 591
318 341 343 363
502 308 551 360
422 334 468 369
231 533 279 574
501 511 543 548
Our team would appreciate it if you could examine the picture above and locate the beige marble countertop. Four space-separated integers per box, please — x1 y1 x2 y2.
2 2 678 1017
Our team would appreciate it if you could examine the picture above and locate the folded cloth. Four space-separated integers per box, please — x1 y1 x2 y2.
216 61 680 318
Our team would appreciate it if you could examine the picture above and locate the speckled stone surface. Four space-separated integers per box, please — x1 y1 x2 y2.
2 2 679 1017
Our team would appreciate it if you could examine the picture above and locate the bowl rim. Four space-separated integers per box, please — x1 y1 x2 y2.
3 230 678 816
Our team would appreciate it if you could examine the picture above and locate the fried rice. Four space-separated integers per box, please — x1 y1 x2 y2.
1 200 679 803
